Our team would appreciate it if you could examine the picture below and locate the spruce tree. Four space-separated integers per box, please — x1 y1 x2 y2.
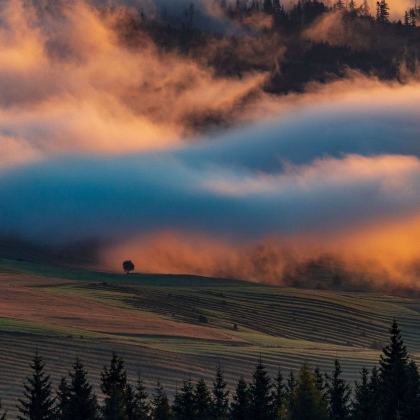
359 0 370 16
368 367 380 420
314 366 327 406
230 376 249 420
103 392 127 420
272 368 285 420
326 359 351 420
151 381 173 420
291 363 328 420
64 357 98 420
335 0 345 10
173 377 194 420
212 366 229 420
248 358 273 420
101 353 128 398
194 378 212 420
133 372 150 420
285 370 297 414
348 0 356 11
56 377 70 420
405 11 410 26
379 319 409 420
409 9 416 26
125 384 136 420
351 368 371 420
381 0 390 22
273 0 281 14
376 0 389 23
101 353 128 420
17 350 56 420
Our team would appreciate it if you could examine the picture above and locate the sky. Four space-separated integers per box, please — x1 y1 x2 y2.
0 0 420 288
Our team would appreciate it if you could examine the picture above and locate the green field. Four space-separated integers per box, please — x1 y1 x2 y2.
0 258 419 416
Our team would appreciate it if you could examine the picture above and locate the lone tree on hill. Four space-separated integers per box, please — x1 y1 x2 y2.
123 260 134 274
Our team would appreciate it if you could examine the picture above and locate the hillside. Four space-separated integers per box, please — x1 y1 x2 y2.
0 259 419 416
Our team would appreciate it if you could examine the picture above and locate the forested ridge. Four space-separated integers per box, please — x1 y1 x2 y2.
1 320 419 420
104 0 420 130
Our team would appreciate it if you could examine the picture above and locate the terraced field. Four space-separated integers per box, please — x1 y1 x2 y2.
0 258 420 417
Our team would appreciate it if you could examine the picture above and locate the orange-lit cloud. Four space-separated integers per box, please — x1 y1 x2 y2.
2 0 420 292
0 0 270 160
104 215 420 290
1 0 418 170
100 153 420 288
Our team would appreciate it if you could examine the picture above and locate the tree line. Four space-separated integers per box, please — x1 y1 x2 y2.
1 320 419 420
218 0 406 25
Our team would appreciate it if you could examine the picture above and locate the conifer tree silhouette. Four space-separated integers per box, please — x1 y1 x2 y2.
212 366 229 420
230 376 249 420
17 350 56 420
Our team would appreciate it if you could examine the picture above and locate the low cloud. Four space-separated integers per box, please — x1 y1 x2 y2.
1 0 420 290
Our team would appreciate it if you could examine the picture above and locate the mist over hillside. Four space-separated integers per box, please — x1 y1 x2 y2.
0 0 420 291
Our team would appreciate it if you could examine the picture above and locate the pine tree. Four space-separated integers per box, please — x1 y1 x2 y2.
285 370 297 414
125 384 136 420
273 0 281 14
409 8 416 26
272 368 285 419
101 353 128 420
194 379 212 420
376 0 389 23
405 11 410 26
0 397 7 420
348 0 356 11
173 377 194 420
230 376 249 420
103 392 128 420
151 382 173 420
359 0 370 16
335 0 345 10
314 366 327 406
101 353 128 397
368 367 380 420
17 350 56 420
291 363 328 420
133 372 150 420
249 358 273 420
351 368 371 420
381 0 390 22
379 319 409 420
56 378 70 420
64 358 98 420
212 366 229 420
326 359 351 420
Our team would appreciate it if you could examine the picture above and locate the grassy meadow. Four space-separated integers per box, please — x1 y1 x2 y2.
0 258 420 416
